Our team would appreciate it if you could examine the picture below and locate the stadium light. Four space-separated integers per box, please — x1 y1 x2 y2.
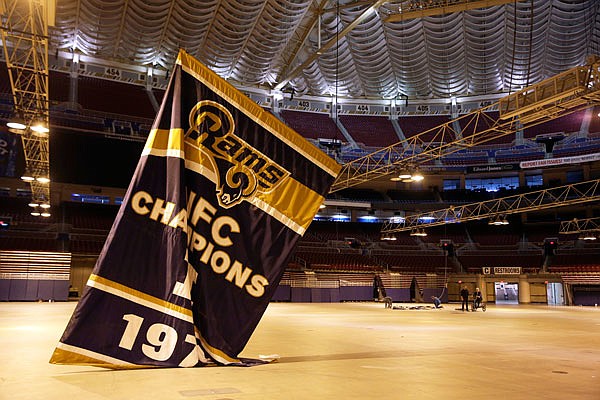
390 168 424 183
410 228 427 237
580 233 597 240
7 118 27 130
21 170 35 182
381 233 397 241
7 115 49 137
30 118 49 135
411 170 424 182
488 215 509 226
397 170 412 179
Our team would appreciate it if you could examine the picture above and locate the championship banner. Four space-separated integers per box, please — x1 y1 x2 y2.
50 50 341 368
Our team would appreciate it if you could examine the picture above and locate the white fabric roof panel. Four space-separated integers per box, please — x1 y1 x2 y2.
50 0 600 100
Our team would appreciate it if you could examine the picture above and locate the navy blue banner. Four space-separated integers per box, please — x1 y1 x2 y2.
51 50 340 368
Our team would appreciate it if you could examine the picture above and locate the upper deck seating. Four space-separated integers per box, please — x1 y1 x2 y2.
279 110 342 140
523 110 585 138
339 115 399 147
396 115 451 142
77 76 154 118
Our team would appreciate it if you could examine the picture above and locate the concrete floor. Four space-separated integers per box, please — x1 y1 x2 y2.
0 301 598 400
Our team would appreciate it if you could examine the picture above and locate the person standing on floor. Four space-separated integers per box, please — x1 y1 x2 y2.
460 285 470 311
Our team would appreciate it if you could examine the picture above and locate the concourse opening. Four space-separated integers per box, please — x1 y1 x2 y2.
494 282 519 304
547 282 565 305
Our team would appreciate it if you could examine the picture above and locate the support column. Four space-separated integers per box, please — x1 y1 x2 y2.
519 275 530 304
69 73 78 105
69 53 80 105
350 209 358 222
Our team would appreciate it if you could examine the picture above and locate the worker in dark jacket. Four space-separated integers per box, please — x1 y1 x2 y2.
460 286 470 311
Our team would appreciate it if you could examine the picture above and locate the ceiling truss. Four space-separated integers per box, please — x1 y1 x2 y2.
1 0 53 207
382 179 600 234
275 0 389 91
384 0 526 23
330 55 600 193
559 217 600 235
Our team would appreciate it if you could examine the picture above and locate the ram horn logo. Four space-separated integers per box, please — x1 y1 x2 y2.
185 100 289 208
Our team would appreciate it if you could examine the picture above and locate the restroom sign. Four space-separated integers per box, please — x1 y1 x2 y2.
483 267 521 275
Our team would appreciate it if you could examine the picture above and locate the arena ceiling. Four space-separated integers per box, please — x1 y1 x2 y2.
49 0 600 101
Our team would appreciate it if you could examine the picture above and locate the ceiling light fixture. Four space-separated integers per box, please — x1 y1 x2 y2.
411 171 424 182
580 232 597 240
391 168 424 183
489 216 509 226
30 118 49 134
21 171 35 182
7 119 27 130
410 228 427 237
381 233 397 241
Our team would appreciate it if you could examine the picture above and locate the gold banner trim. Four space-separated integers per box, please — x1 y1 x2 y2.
88 274 194 322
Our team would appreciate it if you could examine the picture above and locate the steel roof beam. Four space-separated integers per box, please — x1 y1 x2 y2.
382 179 600 233
330 55 600 193
274 0 388 91
560 217 600 235
1 0 51 206
385 0 525 23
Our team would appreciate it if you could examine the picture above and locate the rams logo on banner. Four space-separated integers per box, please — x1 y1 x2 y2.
185 100 289 209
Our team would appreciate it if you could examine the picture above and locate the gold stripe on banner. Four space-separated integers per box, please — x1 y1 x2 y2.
50 343 148 369
142 128 185 159
88 274 194 323
143 128 323 235
198 334 241 365
176 49 341 179
144 128 217 181
252 177 324 234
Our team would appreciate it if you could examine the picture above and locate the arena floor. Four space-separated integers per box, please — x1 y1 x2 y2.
0 301 598 400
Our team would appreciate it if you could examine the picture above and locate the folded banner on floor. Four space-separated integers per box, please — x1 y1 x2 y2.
50 50 340 368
